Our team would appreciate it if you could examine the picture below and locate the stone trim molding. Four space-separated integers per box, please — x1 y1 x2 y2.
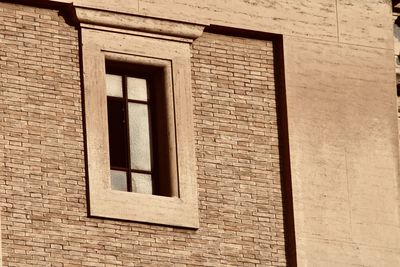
72 6 207 42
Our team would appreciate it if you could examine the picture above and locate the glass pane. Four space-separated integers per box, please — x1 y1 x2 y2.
107 98 128 168
111 170 128 191
106 74 123 97
132 172 152 194
127 77 148 101
128 103 152 171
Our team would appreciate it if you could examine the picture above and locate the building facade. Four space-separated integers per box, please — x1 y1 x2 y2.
0 0 399 266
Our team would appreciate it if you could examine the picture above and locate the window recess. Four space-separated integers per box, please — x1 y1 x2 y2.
106 61 178 197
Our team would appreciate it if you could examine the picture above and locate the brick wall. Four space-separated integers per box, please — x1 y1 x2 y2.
0 3 286 266
191 33 286 266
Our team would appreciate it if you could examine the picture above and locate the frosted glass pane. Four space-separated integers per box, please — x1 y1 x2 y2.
129 103 152 171
132 172 152 194
127 77 147 101
110 170 127 191
106 74 123 97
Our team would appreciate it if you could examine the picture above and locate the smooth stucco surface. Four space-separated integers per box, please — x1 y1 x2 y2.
284 36 400 266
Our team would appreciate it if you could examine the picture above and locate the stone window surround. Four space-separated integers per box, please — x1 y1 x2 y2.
77 7 206 228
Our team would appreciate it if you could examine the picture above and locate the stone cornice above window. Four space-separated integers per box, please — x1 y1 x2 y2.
71 6 207 42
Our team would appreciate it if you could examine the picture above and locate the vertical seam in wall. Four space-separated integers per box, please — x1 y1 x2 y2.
335 0 341 43
344 149 353 233
273 35 298 267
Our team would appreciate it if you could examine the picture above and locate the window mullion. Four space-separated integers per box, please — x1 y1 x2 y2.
123 75 133 192
146 80 156 194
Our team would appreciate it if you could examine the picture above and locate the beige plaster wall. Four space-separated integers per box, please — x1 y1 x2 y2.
282 2 400 266
13 0 400 265
285 37 400 266
44 0 393 48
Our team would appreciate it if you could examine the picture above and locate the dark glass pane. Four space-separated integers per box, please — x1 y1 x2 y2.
107 98 128 168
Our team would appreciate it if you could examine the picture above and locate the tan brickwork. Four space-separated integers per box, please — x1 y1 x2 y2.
0 3 286 266
191 32 286 266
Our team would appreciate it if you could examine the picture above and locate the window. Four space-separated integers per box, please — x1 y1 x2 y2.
105 61 178 197
107 70 154 194
80 27 200 228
